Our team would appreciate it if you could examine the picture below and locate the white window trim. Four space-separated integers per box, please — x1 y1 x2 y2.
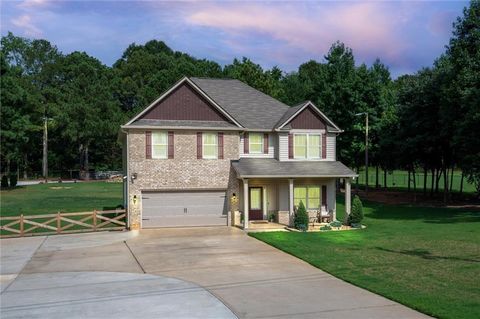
152 131 168 159
294 185 322 210
294 133 321 159
249 133 264 154
202 132 218 159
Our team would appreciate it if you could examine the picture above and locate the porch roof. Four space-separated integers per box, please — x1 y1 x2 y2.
231 158 358 178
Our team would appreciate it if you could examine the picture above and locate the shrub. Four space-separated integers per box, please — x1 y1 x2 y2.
1 175 8 188
9 174 17 188
294 201 309 230
349 195 364 225
320 225 332 231
330 220 342 228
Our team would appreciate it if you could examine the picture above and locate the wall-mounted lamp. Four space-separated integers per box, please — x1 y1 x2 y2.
230 192 238 204
130 173 137 184
132 195 138 205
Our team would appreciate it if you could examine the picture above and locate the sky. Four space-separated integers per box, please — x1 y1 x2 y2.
1 0 469 78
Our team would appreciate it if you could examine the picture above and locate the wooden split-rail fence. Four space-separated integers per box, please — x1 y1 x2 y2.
0 209 126 238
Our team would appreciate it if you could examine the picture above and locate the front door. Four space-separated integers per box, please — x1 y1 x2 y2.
249 187 263 220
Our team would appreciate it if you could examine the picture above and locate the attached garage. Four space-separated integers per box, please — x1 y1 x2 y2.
141 191 228 228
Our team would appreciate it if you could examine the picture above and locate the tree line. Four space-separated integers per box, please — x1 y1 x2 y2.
1 1 478 196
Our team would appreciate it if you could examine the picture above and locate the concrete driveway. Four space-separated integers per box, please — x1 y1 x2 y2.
1 228 430 318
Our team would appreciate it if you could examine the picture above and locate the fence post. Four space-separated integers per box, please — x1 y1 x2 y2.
93 210 97 231
20 214 24 236
57 212 61 234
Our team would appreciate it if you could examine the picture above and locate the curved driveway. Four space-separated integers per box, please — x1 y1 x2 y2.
1 228 430 318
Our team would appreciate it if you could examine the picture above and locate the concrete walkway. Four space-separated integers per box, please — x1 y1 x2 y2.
0 228 431 318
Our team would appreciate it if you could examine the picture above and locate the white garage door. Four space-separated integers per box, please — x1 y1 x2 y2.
141 191 227 228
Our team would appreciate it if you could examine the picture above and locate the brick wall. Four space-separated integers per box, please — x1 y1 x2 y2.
127 129 240 229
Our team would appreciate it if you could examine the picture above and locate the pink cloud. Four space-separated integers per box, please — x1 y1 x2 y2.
11 14 42 36
187 2 410 63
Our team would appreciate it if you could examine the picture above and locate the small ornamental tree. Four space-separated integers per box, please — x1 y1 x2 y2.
1 175 8 188
294 201 309 230
349 195 364 225
9 174 17 188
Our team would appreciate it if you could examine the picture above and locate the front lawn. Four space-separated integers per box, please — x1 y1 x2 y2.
250 196 480 319
0 181 123 216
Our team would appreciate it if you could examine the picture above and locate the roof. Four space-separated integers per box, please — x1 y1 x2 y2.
231 158 357 178
190 77 290 130
125 119 239 130
124 77 342 132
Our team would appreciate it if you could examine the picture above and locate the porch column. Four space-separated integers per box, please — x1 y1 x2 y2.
243 179 249 229
288 179 294 223
345 178 352 223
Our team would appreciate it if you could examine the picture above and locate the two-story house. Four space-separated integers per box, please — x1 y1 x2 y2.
121 77 356 229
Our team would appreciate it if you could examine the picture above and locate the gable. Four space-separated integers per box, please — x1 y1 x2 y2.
139 82 232 123
287 106 327 129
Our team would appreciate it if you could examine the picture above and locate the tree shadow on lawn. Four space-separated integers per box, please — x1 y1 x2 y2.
366 202 480 224
375 247 480 263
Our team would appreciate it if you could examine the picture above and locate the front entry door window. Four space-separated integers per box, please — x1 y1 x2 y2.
249 187 263 220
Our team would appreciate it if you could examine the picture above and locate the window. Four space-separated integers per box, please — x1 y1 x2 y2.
294 186 321 210
203 133 218 159
294 133 321 159
152 132 167 159
249 133 263 154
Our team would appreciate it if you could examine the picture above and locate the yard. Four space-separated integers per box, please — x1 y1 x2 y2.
0 181 123 217
251 196 480 319
356 168 476 193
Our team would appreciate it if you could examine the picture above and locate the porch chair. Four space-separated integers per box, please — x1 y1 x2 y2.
319 205 332 223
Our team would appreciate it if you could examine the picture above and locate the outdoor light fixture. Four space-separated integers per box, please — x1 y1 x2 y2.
231 193 238 204
132 195 138 205
130 173 137 184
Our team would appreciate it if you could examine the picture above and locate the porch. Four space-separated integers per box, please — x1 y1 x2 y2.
231 158 357 230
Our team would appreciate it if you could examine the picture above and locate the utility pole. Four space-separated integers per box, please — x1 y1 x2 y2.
355 112 369 195
42 116 51 183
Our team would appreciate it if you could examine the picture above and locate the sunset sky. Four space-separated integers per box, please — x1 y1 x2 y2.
1 0 469 77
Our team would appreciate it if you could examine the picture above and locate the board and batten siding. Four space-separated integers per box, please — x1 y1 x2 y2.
278 132 336 161
239 134 275 158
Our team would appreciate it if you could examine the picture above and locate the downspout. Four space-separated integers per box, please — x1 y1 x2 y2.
121 128 130 229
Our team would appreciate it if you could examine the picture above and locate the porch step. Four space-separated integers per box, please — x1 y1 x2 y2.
250 220 269 224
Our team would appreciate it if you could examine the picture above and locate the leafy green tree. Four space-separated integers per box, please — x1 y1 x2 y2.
348 195 364 225
294 201 309 230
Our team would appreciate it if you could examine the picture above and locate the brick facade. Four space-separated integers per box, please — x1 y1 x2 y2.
127 129 240 229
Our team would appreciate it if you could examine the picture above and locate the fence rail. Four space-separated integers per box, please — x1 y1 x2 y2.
0 209 126 238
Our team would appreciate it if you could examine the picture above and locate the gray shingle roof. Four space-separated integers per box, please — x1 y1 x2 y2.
190 77 290 129
128 119 239 129
232 158 357 178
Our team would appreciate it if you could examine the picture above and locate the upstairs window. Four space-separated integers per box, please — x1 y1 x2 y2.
152 132 168 159
203 133 218 159
294 133 321 159
249 133 264 154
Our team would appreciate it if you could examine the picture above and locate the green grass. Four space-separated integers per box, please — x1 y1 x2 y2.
356 168 476 193
250 195 480 319
0 181 123 216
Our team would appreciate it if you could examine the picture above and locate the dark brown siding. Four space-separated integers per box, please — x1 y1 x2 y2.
288 107 327 129
244 133 249 154
141 83 231 122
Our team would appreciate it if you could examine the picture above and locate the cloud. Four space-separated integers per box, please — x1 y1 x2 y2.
11 14 42 36
187 2 413 66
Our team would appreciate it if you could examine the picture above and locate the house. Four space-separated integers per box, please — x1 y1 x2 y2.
121 77 357 229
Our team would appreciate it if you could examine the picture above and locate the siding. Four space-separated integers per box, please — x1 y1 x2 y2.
287 107 327 129
279 131 336 161
240 134 275 158
140 82 231 123
326 134 336 161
